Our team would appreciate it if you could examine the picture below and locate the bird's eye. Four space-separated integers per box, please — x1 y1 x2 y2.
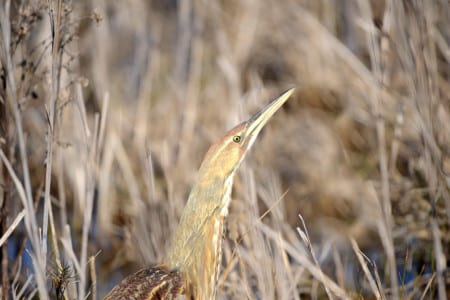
232 135 241 143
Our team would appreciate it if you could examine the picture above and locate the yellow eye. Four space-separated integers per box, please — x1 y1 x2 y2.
232 135 241 143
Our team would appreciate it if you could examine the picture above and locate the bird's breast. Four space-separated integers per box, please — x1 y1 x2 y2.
219 176 234 217
211 215 225 298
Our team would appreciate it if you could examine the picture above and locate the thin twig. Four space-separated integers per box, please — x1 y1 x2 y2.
43 0 63 271
0 210 25 247
297 214 333 300
89 255 98 300
351 238 384 300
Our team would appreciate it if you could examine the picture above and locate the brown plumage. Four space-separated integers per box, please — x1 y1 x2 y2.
103 266 184 300
103 89 294 300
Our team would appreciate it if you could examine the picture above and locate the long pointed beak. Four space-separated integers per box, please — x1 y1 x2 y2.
244 88 295 144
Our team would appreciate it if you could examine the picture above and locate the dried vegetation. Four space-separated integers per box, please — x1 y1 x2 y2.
0 0 449 299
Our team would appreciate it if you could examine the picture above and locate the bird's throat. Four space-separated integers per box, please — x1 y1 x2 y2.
164 175 234 298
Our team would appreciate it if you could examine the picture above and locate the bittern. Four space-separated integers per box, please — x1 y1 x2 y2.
104 88 295 300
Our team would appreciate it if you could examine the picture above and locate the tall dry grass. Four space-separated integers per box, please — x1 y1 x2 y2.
0 0 449 299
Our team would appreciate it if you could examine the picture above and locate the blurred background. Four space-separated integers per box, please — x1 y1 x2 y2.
1 0 449 299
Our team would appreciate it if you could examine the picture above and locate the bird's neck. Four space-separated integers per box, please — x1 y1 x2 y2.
163 174 234 298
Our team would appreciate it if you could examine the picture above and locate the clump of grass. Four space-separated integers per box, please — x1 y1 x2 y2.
49 262 74 300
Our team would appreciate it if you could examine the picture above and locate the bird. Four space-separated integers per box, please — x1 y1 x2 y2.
104 88 295 300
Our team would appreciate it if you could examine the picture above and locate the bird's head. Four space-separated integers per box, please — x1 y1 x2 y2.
198 88 295 182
